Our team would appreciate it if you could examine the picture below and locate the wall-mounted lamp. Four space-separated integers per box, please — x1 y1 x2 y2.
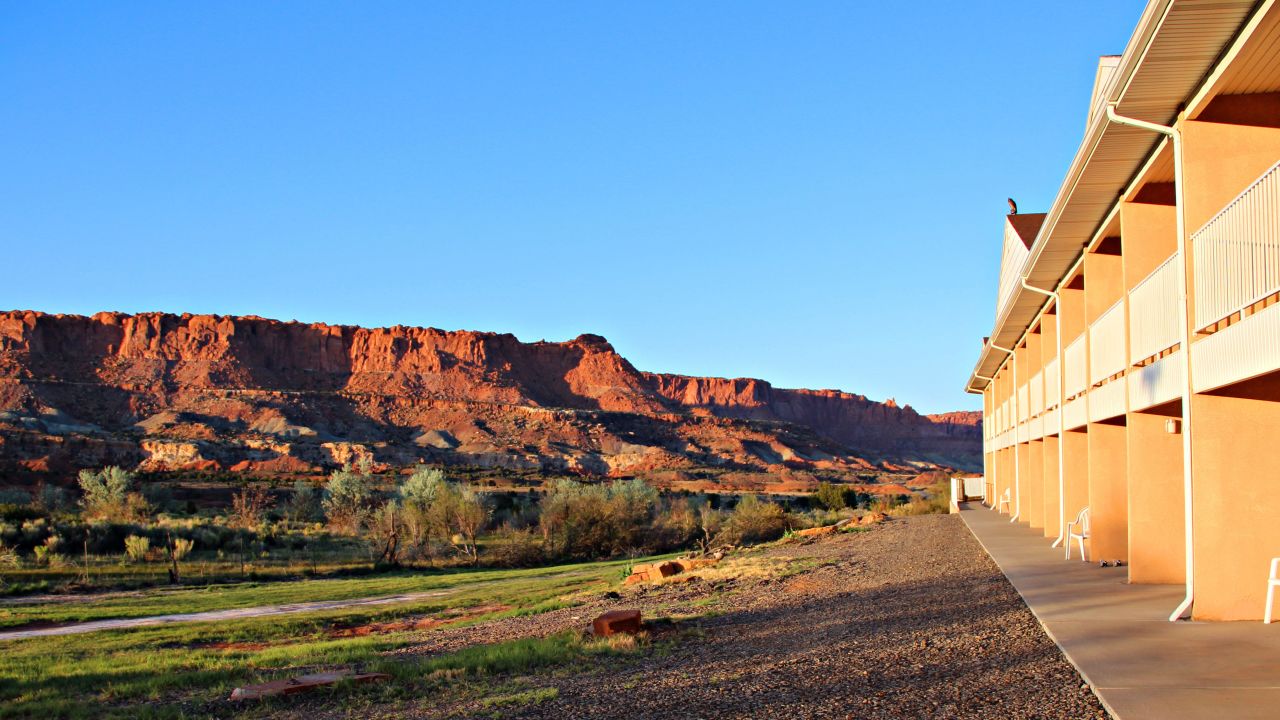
1165 419 1182 434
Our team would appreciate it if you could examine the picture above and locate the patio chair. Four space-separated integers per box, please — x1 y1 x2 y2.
1065 506 1090 561
996 488 1011 514
1266 557 1280 624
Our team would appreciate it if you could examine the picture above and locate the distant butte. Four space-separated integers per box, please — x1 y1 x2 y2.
0 310 981 489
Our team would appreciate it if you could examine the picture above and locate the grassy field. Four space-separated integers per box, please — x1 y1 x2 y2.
0 553 672 719
0 553 672 629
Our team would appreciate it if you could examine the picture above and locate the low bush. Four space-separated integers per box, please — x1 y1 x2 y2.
719 494 788 545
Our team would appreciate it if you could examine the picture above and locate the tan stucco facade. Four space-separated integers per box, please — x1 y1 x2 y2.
972 4 1280 621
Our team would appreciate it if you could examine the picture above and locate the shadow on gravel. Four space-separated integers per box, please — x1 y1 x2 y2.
501 565 1104 720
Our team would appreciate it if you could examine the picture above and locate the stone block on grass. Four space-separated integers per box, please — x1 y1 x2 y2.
592 609 642 637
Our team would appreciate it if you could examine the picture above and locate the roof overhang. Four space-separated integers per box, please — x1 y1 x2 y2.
967 0 1263 394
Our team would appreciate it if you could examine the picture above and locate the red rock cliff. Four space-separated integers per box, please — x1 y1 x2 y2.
0 311 982 479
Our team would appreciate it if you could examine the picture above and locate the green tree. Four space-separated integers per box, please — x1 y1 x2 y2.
323 463 374 534
438 482 488 565
368 499 404 565
399 466 447 560
77 466 148 521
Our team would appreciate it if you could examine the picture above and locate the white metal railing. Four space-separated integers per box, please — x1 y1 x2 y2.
1129 350 1183 412
1089 300 1126 384
1088 377 1126 423
1063 395 1088 430
1192 158 1280 331
1128 255 1181 364
1043 356 1060 408
1030 370 1044 416
1192 300 1280 393
1064 335 1088 398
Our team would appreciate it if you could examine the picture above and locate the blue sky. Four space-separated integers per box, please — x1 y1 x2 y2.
1 1 1145 414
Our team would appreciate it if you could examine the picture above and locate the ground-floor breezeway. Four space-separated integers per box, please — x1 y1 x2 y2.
961 505 1280 720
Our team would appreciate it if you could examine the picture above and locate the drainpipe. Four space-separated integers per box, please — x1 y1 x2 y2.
1020 276 1069 547
1106 102 1195 622
988 341 1019 522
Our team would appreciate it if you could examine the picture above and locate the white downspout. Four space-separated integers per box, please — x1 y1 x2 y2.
988 341 1019 521
1105 102 1195 622
1020 276 1069 547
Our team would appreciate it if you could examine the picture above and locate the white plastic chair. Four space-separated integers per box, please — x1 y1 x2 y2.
1065 506 1090 561
996 488 1011 514
1266 557 1280 624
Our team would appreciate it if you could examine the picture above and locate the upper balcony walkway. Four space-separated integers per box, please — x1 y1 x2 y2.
960 505 1280 720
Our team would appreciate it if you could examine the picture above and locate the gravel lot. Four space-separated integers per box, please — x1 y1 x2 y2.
313 514 1108 719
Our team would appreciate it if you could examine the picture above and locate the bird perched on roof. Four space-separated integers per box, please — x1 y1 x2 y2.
1007 198 1018 215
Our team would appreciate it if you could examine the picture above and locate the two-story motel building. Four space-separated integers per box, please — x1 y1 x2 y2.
967 0 1280 622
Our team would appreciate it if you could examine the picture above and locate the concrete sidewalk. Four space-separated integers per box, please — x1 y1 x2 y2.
960 505 1280 720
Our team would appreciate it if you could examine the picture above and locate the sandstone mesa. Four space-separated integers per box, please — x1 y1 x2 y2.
0 311 981 487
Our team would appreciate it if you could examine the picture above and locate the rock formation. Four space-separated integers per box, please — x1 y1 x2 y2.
0 311 982 485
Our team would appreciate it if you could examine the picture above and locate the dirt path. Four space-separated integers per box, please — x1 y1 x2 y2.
0 590 455 640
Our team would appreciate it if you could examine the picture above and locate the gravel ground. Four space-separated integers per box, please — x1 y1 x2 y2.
308 514 1108 719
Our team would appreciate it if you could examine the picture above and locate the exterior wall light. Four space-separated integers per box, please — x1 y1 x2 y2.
1166 419 1182 434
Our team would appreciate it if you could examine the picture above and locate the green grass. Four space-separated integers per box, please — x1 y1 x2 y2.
0 553 667 719
0 555 667 630
480 686 559 709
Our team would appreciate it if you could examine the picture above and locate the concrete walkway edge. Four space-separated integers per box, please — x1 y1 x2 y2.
959 504 1280 720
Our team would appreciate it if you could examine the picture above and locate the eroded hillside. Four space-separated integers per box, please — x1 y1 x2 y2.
0 311 981 487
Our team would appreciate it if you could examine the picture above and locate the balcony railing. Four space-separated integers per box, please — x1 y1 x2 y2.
1089 300 1126 384
1129 255 1181 364
1043 356 1060 407
1064 335 1088 399
1192 158 1280 332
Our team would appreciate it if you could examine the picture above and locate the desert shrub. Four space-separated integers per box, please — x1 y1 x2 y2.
813 482 846 511
33 483 68 514
536 478 697 559
0 504 42 524
172 537 194 561
323 463 375 534
0 541 18 568
649 496 701 550
229 485 273 530
720 494 787 546
78 467 149 522
32 536 66 567
367 499 404 565
0 489 32 506
694 501 724 553
143 484 177 513
872 494 912 513
399 466 446 560
889 482 951 516
393 468 489 564
287 480 321 522
124 534 151 563
488 525 545 567
539 480 628 559
439 483 488 565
